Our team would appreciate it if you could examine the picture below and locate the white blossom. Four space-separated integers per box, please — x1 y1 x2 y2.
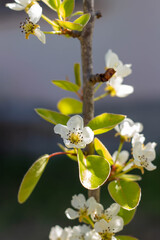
94 217 124 237
6 0 42 23
133 142 157 171
85 230 101 240
105 50 132 78
70 225 91 240
91 203 120 223
132 133 145 147
106 76 134 98
54 115 94 149
65 194 97 220
115 118 143 139
112 150 129 167
49 226 72 240
20 18 46 44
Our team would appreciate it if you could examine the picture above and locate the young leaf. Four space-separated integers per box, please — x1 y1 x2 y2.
74 13 91 26
41 0 61 11
74 63 81 87
59 0 75 19
35 108 69 125
77 149 111 190
52 80 80 92
57 98 82 115
56 20 83 31
88 113 125 135
18 154 49 204
94 137 113 165
108 180 141 210
119 174 142 182
118 207 136 225
116 236 138 240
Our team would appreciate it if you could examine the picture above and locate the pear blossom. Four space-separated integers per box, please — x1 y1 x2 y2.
91 203 120 223
132 133 145 147
70 225 91 240
112 151 129 167
20 18 46 44
105 50 132 79
49 226 72 240
94 217 124 239
105 76 134 97
133 142 157 171
65 194 97 220
6 0 42 24
54 115 94 149
115 118 143 139
85 230 101 240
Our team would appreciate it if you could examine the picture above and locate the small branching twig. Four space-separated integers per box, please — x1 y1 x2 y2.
90 68 116 85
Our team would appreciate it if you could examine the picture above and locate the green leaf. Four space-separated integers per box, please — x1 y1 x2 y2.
74 13 91 26
56 20 83 31
59 0 75 19
108 180 141 210
119 174 142 182
88 113 125 135
35 108 69 125
71 11 83 18
74 63 81 87
118 207 136 225
77 149 111 189
57 98 82 115
18 154 49 203
94 137 113 165
58 143 77 161
41 0 61 11
52 80 80 92
116 236 138 240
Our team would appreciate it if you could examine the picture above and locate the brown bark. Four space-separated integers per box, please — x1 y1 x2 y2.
80 0 100 202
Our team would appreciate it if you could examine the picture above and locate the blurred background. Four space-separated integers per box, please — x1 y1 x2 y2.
0 0 160 239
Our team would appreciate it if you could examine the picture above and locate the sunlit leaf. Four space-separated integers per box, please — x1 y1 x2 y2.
41 0 61 11
59 0 74 19
77 149 111 189
56 20 83 31
74 13 91 26
108 180 141 210
94 137 113 165
18 154 49 203
119 174 142 181
52 80 80 92
74 63 81 87
116 236 138 240
57 98 82 115
118 207 136 225
35 108 69 125
88 113 125 135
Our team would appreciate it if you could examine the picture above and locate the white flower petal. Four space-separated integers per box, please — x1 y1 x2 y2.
116 63 132 78
104 203 120 220
5 3 25 10
94 219 108 233
34 28 46 44
145 161 157 171
123 162 134 171
28 3 42 24
91 203 104 221
116 85 134 97
105 49 119 69
112 151 129 165
108 216 124 233
86 197 97 214
71 194 86 209
132 133 145 147
67 115 83 130
82 127 94 144
65 208 79 219
49 225 63 240
54 124 69 139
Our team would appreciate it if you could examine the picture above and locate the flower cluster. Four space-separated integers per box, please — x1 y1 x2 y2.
6 0 45 43
105 50 133 97
49 194 124 240
113 117 157 171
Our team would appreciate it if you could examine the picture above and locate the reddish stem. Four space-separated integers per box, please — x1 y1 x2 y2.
49 151 76 159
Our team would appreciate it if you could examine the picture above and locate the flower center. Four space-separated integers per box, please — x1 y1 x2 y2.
106 86 116 96
20 18 39 39
67 128 83 145
99 232 114 240
138 155 149 167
